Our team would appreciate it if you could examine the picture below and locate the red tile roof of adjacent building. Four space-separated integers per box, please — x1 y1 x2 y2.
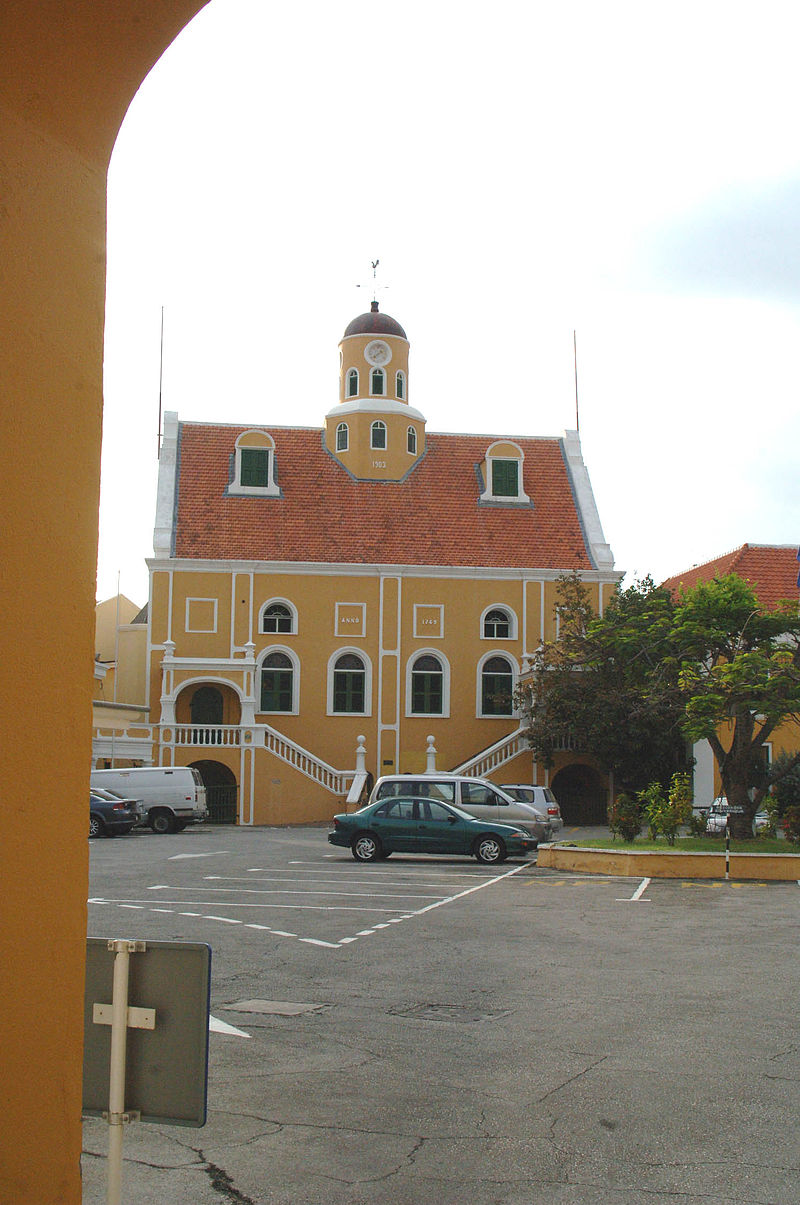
172 423 601 570
662 544 800 608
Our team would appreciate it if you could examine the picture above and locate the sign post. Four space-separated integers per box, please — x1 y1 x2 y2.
84 938 212 1203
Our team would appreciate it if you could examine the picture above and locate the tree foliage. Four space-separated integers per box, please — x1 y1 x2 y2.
517 573 689 795
673 574 800 834
518 571 800 837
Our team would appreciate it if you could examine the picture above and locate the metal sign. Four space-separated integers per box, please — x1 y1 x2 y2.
83 938 211 1126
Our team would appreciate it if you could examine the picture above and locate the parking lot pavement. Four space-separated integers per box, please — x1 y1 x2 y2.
83 826 800 1204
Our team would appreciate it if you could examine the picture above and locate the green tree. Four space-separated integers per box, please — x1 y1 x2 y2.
517 574 690 795
674 575 800 837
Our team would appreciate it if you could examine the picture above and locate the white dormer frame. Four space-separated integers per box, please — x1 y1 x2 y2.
227 430 280 497
480 440 530 504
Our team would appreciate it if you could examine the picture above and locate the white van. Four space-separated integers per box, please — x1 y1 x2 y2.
89 766 207 834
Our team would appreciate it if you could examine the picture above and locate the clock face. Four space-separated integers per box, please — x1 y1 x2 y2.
365 339 391 366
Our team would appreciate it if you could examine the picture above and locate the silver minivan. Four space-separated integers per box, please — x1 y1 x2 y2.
369 774 553 843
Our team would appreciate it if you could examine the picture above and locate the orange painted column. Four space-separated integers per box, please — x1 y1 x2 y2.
0 5 207 1201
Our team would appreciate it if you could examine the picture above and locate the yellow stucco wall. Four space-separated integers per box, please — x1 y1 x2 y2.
143 564 610 824
0 5 207 1201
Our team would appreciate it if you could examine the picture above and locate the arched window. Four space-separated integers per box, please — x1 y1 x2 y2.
411 654 443 715
371 420 387 449
260 652 294 712
370 367 385 396
407 425 417 454
336 422 349 452
483 608 510 639
261 603 294 634
347 368 359 397
332 653 366 714
481 656 514 716
396 370 406 400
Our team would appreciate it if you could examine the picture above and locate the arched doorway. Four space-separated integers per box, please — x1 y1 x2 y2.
190 685 223 726
191 759 238 825
552 764 607 825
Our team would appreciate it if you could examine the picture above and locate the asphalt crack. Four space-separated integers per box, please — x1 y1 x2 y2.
193 1147 257 1203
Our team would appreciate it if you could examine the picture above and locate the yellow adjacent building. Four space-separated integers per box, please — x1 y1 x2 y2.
144 303 622 824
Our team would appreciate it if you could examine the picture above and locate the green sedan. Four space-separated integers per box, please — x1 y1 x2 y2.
327 795 538 864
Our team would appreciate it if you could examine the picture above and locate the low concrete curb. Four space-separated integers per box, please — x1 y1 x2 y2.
537 843 800 880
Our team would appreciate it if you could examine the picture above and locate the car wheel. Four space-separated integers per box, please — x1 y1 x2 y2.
89 814 104 838
352 832 381 862
150 811 176 835
474 835 507 864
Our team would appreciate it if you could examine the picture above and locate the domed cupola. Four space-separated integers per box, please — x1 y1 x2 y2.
343 303 408 340
325 301 426 481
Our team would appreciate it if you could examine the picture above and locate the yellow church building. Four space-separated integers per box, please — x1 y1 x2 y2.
145 302 622 824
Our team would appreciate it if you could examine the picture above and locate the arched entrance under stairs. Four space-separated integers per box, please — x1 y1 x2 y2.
552 763 608 826
191 759 238 824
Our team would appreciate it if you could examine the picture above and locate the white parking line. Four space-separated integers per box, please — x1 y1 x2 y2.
616 877 651 902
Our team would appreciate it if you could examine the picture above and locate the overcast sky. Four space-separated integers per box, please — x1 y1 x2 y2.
98 0 800 606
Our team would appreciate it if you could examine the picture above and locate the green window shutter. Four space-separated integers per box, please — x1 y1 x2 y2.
240 448 269 487
491 459 518 497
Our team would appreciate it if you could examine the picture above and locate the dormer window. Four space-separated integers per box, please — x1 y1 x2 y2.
347 368 359 398
396 370 406 400
370 367 385 396
480 440 530 504
371 420 387 450
336 422 349 452
407 425 417 454
492 460 518 496
228 430 280 497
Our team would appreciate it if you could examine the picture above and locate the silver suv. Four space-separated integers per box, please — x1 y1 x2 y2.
369 775 553 843
502 785 563 833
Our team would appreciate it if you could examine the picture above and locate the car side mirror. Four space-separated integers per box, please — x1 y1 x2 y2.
448 816 458 824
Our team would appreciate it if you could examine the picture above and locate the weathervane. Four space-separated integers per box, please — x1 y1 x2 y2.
356 259 388 304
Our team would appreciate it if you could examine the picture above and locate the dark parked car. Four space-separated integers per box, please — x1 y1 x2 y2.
89 789 141 837
328 796 538 864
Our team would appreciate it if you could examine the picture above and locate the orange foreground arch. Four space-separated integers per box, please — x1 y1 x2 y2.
0 5 207 1200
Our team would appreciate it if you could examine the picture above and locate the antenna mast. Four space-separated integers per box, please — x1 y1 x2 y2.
573 329 580 433
157 306 164 460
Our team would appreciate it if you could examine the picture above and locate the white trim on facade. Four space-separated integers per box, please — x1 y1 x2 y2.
480 603 518 640
185 597 218 633
259 597 298 636
561 429 614 570
326 647 373 716
475 650 521 718
256 644 300 715
405 647 451 718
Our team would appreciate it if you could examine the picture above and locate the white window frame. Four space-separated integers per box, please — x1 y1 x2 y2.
396 370 406 400
370 420 387 450
257 644 300 715
259 597 298 636
228 430 280 497
476 650 520 718
346 368 359 398
480 604 518 640
479 440 530 504
326 647 373 716
370 367 386 397
336 422 349 452
405 649 451 718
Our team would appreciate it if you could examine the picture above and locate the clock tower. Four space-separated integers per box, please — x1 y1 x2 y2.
324 301 426 480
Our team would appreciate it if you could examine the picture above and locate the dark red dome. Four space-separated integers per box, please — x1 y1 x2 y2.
343 302 407 340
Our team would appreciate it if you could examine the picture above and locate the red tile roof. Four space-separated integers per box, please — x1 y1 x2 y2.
173 424 600 570
662 544 800 608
